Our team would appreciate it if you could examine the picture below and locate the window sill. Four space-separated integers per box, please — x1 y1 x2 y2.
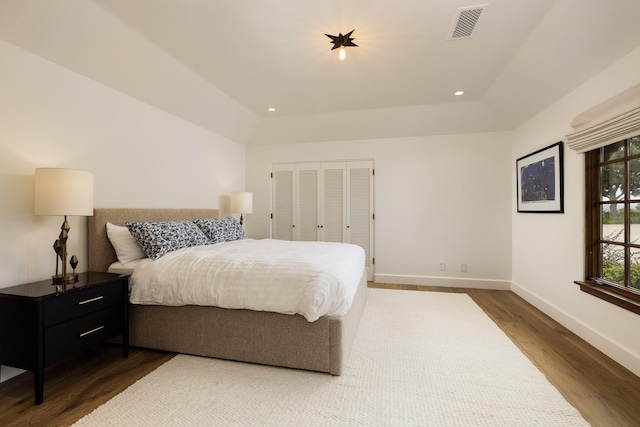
575 280 640 315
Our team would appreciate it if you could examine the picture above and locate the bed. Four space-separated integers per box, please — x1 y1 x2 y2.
87 208 367 375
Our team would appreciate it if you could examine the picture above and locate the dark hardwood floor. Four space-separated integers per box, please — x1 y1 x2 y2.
1 283 639 426
0 346 173 427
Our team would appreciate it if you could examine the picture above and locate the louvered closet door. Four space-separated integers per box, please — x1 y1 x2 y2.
272 160 374 280
296 164 320 241
321 163 347 243
272 164 295 240
347 161 374 281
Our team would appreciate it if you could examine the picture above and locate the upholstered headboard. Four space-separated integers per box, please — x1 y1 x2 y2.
88 208 219 273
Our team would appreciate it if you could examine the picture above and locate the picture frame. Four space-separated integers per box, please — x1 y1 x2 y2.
516 141 564 213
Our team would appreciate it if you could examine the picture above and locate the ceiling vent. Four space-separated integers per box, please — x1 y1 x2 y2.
448 4 487 40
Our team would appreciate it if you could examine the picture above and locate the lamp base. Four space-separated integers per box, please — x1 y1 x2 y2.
51 273 78 285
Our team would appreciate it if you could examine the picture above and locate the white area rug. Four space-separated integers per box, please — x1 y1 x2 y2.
73 289 590 426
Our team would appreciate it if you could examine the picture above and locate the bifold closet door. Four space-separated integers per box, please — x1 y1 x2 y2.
272 160 374 280
296 164 320 241
292 162 347 243
271 164 295 241
347 161 374 281
321 163 347 243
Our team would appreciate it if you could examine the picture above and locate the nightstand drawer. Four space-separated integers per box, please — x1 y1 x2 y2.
44 280 124 327
45 305 124 365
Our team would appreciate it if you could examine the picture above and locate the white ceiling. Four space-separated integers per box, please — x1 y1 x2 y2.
1 0 640 145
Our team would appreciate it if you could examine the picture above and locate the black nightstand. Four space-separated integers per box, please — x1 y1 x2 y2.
0 272 129 404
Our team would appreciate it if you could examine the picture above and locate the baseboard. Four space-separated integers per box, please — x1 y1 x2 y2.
511 281 640 378
373 274 511 290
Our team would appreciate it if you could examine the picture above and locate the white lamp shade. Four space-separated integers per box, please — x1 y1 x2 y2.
34 168 94 216
230 191 253 214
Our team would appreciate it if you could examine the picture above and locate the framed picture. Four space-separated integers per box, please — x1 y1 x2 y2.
516 141 564 213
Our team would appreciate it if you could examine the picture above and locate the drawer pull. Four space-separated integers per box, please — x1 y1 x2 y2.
78 296 104 305
79 326 105 337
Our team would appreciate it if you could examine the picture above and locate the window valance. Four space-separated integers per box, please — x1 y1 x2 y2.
565 83 640 153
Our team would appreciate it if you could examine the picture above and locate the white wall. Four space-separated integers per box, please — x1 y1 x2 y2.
511 46 640 376
247 133 512 289
0 40 246 289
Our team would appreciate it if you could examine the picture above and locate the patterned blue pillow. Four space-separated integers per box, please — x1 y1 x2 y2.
223 216 246 241
192 218 224 243
225 216 246 240
193 217 245 243
125 220 210 259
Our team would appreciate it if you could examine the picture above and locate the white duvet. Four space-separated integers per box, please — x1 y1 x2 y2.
128 238 365 322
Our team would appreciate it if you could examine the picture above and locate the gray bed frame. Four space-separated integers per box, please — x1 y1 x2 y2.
87 208 367 375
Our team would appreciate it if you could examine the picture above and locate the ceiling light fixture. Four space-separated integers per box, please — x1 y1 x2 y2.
268 107 276 112
454 90 465 96
325 30 357 61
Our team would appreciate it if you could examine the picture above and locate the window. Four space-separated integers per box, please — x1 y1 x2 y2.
567 84 640 314
582 135 640 314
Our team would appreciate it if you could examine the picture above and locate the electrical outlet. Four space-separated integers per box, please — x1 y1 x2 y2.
439 262 446 271
461 263 467 272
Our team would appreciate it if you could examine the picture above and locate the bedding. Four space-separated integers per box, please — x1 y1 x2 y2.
126 238 365 322
89 208 368 375
107 259 146 275
106 222 147 265
126 220 209 259
193 217 245 243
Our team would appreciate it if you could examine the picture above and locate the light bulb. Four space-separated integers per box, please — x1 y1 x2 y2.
339 46 346 60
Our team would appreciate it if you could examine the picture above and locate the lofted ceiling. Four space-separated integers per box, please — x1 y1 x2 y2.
1 0 640 145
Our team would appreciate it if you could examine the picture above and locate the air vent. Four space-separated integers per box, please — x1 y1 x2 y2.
448 4 487 40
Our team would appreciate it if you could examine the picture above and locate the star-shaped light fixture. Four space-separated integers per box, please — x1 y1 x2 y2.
325 30 357 60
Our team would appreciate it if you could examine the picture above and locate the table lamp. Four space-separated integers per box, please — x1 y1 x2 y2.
34 168 94 285
231 191 252 226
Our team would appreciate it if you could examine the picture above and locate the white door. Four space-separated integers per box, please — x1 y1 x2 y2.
271 164 295 241
347 161 374 281
271 160 374 280
296 163 320 241
320 162 347 243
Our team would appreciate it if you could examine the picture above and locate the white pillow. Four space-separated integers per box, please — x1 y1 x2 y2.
106 222 147 265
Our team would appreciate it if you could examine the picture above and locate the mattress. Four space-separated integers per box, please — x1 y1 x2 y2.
112 238 365 322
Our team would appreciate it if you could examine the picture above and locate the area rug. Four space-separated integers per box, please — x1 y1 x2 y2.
73 289 589 426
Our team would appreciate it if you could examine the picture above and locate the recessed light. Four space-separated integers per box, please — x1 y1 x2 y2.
268 107 276 112
454 90 465 96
